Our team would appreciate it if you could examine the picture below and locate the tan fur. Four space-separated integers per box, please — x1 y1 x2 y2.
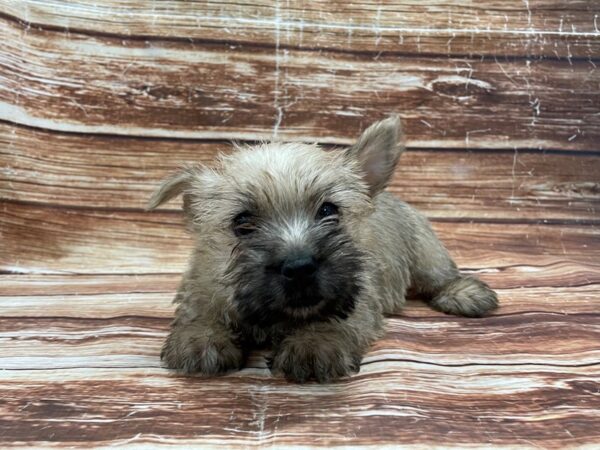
148 116 498 383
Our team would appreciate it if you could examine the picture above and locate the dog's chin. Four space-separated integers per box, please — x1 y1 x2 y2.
234 283 357 327
282 282 323 307
282 299 327 321
280 279 355 320
280 282 329 315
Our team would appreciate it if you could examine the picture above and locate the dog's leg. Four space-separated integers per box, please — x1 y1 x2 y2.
410 222 498 317
269 301 383 383
161 312 245 375
428 275 498 317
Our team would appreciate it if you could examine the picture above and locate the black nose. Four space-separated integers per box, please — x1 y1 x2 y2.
281 255 318 281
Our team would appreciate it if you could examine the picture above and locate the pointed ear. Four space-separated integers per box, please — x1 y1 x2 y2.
146 168 194 210
347 115 405 195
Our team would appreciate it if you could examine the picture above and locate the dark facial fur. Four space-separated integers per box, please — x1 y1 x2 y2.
224 219 365 327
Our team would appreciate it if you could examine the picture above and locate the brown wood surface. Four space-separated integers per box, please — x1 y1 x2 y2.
1 274 599 316
2 201 599 274
1 16 599 149
2 0 599 57
1 303 600 447
1 275 599 446
2 365 598 447
2 123 600 221
1 1 599 448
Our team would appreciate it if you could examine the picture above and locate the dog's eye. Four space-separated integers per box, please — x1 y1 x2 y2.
233 212 256 236
316 202 339 221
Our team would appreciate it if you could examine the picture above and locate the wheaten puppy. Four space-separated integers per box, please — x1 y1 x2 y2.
148 117 498 382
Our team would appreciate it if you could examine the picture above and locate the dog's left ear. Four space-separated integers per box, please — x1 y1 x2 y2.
347 115 404 195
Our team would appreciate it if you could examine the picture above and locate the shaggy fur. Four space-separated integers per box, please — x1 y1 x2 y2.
148 116 498 383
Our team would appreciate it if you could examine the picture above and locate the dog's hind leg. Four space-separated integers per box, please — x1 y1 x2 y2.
370 195 498 318
414 252 498 318
407 214 498 318
427 274 498 318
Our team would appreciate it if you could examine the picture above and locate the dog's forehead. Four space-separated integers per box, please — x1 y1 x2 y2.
226 142 341 177
187 142 371 226
219 143 356 206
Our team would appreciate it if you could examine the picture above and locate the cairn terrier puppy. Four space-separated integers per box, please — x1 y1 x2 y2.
148 116 498 382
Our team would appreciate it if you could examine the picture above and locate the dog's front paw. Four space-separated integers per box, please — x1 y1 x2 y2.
161 325 244 376
269 336 362 383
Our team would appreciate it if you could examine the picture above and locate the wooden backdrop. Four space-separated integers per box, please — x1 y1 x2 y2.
1 1 599 448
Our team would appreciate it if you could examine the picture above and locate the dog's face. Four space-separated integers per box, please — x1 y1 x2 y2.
148 117 403 325
212 143 371 326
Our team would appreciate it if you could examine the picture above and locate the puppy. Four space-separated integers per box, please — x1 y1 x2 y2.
148 116 498 382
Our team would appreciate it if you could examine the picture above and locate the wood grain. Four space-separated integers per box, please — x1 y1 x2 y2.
2 263 599 310
1 322 599 446
2 271 599 446
1 19 599 149
2 311 599 368
1 365 598 447
2 0 599 57
2 269 599 443
2 123 600 221
1 201 598 275
2 274 600 318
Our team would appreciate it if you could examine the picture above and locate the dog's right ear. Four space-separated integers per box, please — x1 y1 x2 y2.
147 168 194 211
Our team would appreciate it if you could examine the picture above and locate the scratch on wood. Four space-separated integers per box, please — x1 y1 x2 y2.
272 0 282 139
465 128 492 148
494 56 519 88
374 5 382 46
522 0 532 29
510 148 519 205
530 98 541 126
250 385 269 440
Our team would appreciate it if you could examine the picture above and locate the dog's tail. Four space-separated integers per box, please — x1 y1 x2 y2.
429 276 498 318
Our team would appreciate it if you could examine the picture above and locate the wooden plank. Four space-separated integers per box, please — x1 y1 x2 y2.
1 19 599 150
2 0 599 57
1 311 599 368
1 201 598 275
0 324 600 448
0 274 180 298
4 273 597 444
0 124 223 211
1 274 599 318
3 124 600 221
0 203 192 274
2 272 599 447
1 366 598 447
